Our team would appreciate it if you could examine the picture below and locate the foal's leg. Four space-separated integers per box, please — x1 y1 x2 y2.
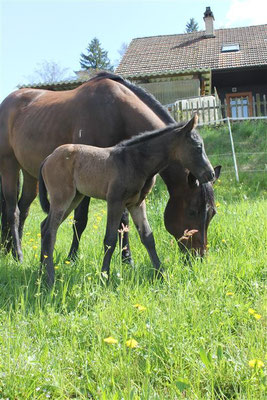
18 171 38 240
128 201 161 274
41 210 64 286
68 196 91 260
102 201 125 279
0 163 22 261
40 193 84 286
119 209 133 265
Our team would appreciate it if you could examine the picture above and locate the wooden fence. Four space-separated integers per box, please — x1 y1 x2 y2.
167 93 267 125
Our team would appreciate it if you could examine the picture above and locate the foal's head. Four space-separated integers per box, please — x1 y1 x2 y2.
175 115 215 184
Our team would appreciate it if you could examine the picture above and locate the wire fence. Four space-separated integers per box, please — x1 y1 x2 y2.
200 116 267 182
167 103 267 182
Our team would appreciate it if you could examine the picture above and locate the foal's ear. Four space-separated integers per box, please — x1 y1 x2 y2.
180 113 198 134
188 172 199 188
212 165 222 184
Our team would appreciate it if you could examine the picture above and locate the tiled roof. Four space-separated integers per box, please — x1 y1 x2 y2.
116 24 267 78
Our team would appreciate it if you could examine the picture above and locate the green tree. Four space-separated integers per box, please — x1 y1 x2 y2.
185 18 199 33
80 38 113 71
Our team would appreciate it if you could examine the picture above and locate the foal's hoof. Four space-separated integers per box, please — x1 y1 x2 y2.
100 270 110 285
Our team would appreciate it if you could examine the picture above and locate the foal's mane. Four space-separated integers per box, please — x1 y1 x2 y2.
88 72 175 125
116 124 179 148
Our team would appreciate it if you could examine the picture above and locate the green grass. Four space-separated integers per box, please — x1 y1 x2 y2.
0 121 266 399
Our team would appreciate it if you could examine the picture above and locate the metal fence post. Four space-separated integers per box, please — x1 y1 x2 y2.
227 117 239 182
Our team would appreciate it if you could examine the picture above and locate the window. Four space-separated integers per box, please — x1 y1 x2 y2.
226 92 253 118
221 44 240 52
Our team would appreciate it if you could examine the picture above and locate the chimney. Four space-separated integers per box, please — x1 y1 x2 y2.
203 6 215 38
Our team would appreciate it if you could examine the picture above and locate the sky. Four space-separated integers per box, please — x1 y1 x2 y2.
1 0 267 102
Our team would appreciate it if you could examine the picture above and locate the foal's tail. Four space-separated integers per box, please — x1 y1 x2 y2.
38 160 50 214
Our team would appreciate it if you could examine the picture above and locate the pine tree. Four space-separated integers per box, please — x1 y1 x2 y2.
80 38 113 71
185 18 199 33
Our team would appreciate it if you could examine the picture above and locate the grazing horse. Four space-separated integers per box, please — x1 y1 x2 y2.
39 115 215 285
0 72 220 262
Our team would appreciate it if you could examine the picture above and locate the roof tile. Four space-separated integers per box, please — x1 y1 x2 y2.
116 25 267 77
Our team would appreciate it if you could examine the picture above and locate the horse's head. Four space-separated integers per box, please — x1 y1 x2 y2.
163 165 221 257
175 114 215 184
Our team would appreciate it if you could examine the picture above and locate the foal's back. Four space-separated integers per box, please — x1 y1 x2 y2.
42 144 114 203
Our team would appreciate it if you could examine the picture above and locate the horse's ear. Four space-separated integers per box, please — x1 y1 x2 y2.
188 172 199 188
212 165 222 184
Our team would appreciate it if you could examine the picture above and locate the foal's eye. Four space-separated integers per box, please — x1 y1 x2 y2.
197 144 202 152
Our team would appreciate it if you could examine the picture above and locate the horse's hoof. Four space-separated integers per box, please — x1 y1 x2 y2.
154 267 164 280
122 256 135 268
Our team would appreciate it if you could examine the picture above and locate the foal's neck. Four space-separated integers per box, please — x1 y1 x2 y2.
129 129 182 176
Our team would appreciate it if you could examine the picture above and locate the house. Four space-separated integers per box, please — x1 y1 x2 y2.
116 7 267 117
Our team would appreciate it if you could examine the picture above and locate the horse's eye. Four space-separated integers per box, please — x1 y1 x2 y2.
189 209 198 217
197 145 202 153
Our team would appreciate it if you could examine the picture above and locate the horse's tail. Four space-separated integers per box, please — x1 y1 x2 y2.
38 160 50 214
91 72 175 125
0 176 3 217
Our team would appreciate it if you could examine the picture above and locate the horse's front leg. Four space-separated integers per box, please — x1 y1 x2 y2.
128 201 162 275
68 196 91 260
0 166 22 261
102 201 125 280
18 171 38 240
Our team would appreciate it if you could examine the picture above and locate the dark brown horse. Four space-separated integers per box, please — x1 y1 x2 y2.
0 72 220 262
39 116 215 285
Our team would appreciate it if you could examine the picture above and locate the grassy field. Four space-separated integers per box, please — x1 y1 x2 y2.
0 121 266 399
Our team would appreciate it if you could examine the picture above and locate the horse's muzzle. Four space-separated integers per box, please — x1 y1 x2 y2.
199 170 215 184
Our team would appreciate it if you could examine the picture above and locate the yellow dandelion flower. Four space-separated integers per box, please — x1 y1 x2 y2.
216 202 220 207
69 216 73 220
133 304 147 311
218 179 221 184
93 225 98 229
37 233 41 237
248 308 256 315
226 292 234 296
104 336 118 344
34 254 38 259
29 238 34 242
44 255 48 259
222 239 226 243
65 261 70 264
249 359 264 368
253 313 262 320
54 266 59 270
26 232 30 236
126 339 138 348
32 245 38 250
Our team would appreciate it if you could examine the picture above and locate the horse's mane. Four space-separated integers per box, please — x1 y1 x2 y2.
116 123 180 148
88 72 175 125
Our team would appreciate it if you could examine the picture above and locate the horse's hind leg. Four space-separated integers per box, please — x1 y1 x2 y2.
128 201 162 274
18 171 38 240
68 196 91 260
0 163 22 261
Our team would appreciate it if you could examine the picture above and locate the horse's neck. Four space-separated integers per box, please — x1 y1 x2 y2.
160 161 188 196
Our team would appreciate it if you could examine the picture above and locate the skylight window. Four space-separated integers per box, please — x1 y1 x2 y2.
221 44 240 52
